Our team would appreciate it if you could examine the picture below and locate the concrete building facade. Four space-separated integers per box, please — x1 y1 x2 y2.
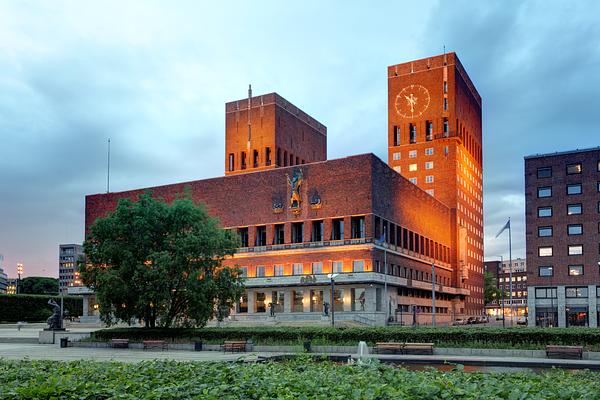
59 244 84 295
525 147 600 327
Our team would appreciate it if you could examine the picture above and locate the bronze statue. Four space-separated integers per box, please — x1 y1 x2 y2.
286 168 303 209
46 299 62 330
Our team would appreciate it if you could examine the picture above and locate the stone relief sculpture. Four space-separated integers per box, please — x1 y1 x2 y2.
286 168 303 211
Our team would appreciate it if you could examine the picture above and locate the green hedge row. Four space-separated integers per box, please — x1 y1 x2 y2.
0 294 83 323
92 326 600 347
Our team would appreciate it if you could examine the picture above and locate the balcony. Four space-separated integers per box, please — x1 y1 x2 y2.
237 237 372 254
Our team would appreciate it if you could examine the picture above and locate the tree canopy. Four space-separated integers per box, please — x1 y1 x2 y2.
20 277 59 295
80 192 244 328
484 271 501 305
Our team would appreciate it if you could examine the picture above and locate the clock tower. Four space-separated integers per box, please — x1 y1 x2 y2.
387 52 484 316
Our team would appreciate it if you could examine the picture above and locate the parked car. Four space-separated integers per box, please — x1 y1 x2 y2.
474 316 483 324
516 316 528 325
452 318 466 326
466 317 476 324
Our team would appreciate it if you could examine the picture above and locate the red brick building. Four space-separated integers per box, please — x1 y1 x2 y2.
85 53 483 326
387 53 485 315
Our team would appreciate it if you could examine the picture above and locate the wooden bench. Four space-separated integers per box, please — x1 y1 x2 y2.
143 340 168 351
221 340 247 352
111 339 129 349
403 342 434 355
373 342 403 354
546 345 583 359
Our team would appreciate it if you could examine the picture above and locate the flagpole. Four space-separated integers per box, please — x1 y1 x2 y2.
508 217 513 327
384 239 388 326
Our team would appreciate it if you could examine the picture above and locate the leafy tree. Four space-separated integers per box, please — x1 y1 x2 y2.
80 192 244 328
20 277 59 295
484 271 501 305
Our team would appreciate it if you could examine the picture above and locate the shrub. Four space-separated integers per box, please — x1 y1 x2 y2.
0 294 83 323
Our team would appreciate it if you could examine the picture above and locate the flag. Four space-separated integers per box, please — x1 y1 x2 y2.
495 219 510 239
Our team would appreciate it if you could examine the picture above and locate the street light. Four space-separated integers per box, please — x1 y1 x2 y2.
431 262 436 327
16 263 23 294
327 273 339 326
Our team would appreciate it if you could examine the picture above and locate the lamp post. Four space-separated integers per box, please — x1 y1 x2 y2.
431 262 436 327
327 273 339 326
16 263 23 294
499 256 505 328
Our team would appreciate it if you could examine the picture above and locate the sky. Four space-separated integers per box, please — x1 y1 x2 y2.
1 1 599 278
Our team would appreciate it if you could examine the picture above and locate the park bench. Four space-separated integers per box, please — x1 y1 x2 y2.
143 340 168 351
403 343 434 355
111 339 129 348
221 340 247 352
546 345 583 359
373 342 403 354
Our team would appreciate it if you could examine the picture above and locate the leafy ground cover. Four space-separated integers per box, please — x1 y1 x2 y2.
92 326 600 351
1 358 599 399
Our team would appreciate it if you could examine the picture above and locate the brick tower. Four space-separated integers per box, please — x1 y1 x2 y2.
387 52 484 315
225 87 327 175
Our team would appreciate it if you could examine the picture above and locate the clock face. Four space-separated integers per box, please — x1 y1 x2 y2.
395 84 430 119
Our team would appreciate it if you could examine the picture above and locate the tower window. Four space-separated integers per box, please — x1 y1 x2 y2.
273 224 285 244
426 121 433 141
255 225 266 246
443 98 448 111
283 151 288 166
253 150 259 168
265 147 272 166
331 218 344 240
292 222 303 243
443 81 448 93
394 126 401 146
409 124 417 143
290 153 294 166
351 216 365 239
443 118 449 136
228 153 235 172
241 152 247 170
276 148 281 166
238 227 249 247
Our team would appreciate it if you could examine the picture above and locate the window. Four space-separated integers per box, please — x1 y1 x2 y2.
425 161 433 169
238 227 249 247
393 126 401 146
292 222 303 243
598 181 600 192
239 267 248 278
567 203 582 215
351 216 365 238
568 245 583 255
409 124 416 143
425 148 434 156
538 207 552 217
274 224 285 244
566 287 588 298
443 98 448 110
253 149 259 168
537 167 552 178
443 81 448 93
538 246 553 257
393 166 401 173
276 148 281 166
408 164 417 171
393 152 401 160
256 266 265 277
283 150 287 166
537 187 552 198
567 184 582 195
443 118 449 136
567 224 583 235
538 226 553 237
568 265 584 276
265 147 272 166
228 153 235 171
539 266 553 277
353 260 365 272
292 263 303 275
425 175 434 183
566 163 582 174
273 265 284 276
292 290 304 312
425 189 435 196
409 177 417 184
255 226 266 246
426 121 433 141
311 262 323 274
331 218 344 240
311 220 324 242
535 287 557 299
332 261 343 273
408 150 417 158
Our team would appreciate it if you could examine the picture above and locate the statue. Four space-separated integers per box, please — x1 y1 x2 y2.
46 299 62 330
323 301 330 316
286 168 303 210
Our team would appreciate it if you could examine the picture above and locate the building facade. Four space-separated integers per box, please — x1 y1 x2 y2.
484 258 528 319
86 53 483 326
59 244 84 295
6 278 17 295
525 147 600 327
387 53 485 315
0 255 7 294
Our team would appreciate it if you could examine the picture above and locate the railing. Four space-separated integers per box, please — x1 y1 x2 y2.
238 238 372 253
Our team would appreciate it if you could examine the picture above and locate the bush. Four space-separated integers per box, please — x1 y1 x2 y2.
0 294 83 323
91 326 600 349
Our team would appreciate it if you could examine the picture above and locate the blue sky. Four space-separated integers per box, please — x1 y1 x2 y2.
1 1 599 277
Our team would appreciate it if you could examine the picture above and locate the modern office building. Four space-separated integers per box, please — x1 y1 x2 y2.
484 258 528 318
6 278 17 295
525 147 600 327
85 53 484 326
59 244 85 295
387 52 485 315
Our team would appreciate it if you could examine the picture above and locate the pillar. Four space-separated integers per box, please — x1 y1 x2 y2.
588 285 597 328
284 290 292 313
247 291 255 314
82 296 89 317
527 286 536 327
557 286 566 328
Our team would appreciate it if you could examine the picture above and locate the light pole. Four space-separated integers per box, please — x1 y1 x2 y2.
499 255 505 328
16 263 23 294
431 262 436 327
327 273 339 326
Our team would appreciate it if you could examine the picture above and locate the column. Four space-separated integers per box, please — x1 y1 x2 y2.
527 287 536 327
588 285 597 328
82 295 89 317
323 218 332 242
365 286 376 312
284 290 292 313
557 286 566 328
266 224 274 246
303 290 311 313
247 291 255 314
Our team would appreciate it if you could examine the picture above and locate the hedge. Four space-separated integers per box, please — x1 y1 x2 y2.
92 326 600 348
0 294 83 323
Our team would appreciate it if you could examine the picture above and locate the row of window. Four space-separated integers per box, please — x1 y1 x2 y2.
538 264 595 277
498 276 527 282
240 260 364 278
537 182 600 198
392 120 449 146
537 224 584 237
535 286 600 299
537 202 600 217
537 161 600 178
228 147 308 171
392 147 435 161
538 245 585 257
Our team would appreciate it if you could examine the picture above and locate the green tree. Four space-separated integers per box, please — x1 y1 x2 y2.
20 277 59 295
484 271 501 305
80 192 244 328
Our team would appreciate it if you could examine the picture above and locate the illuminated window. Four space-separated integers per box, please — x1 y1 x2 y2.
353 260 365 272
568 265 583 276
538 247 553 257
312 262 323 274
393 152 401 160
273 265 284 276
332 261 343 273
566 163 582 174
568 245 583 255
425 161 433 169
409 164 417 171
228 153 235 171
393 166 401 173
293 263 303 275
256 266 265 277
